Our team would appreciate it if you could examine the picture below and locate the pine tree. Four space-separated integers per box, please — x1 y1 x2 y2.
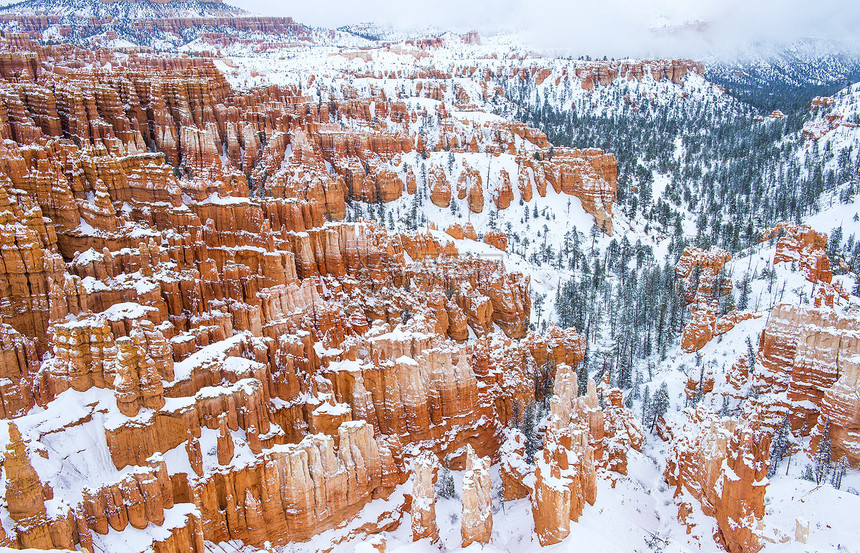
814 418 832 485
577 364 588 397
746 337 757 373
511 399 522 429
719 395 731 417
651 382 670 433
632 370 642 399
737 274 750 311
437 466 456 499
641 385 651 423
520 403 539 464
831 457 848 490
768 414 791 477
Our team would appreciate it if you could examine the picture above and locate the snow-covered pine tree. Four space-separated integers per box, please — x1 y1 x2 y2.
577 363 588 397
521 403 539 464
737 273 750 310
831 457 848 490
768 414 791 477
814 418 832 485
632 370 642 399
641 385 651 423
746 337 757 373
651 382 670 433
437 465 456 499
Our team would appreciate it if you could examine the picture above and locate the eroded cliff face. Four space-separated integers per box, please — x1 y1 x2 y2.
527 364 643 545
760 223 833 285
755 303 860 465
0 39 622 256
675 246 759 352
460 446 493 547
665 407 770 553
668 221 860 553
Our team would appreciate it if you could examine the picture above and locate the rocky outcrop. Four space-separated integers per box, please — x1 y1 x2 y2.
760 223 832 284
518 148 617 234
675 246 733 304
602 389 645 474
819 352 860 467
675 246 758 352
666 407 770 553
757 303 860 458
410 451 439 542
527 363 643 545
0 36 626 553
499 429 530 500
429 165 451 208
460 446 492 547
484 230 507 252
3 423 82 550
681 301 760 353
531 426 596 546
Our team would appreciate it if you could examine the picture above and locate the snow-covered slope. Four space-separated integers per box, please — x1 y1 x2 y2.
706 38 860 113
0 0 246 18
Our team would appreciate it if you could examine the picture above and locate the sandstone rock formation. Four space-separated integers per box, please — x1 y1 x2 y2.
531 426 596 546
675 246 733 305
757 303 860 463
666 407 770 553
499 429 530 500
0 30 695 553
675 246 760 352
461 446 493 547
760 223 832 284
410 451 440 542
526 363 642 545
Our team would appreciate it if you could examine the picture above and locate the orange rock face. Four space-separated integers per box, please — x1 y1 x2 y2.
760 223 832 284
531 426 596 546
675 246 759 352
757 303 860 459
493 169 513 210
499 430 530 500
518 148 617 234
675 246 733 304
819 354 860 467
527 364 642 545
410 451 440 542
666 407 770 553
429 165 452 208
681 301 760 353
460 446 493 548
0 33 649 553
484 231 508 252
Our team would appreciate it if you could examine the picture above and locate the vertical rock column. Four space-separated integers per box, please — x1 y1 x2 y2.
531 427 597 546
499 429 530 500
4 423 52 548
410 450 440 542
460 446 493 547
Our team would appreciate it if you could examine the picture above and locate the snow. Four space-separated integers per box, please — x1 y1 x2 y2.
101 301 156 321
172 332 257 382
90 503 201 553
0 9 859 553
313 402 351 416
0 388 148 511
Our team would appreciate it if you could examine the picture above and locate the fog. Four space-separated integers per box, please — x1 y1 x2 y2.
232 0 860 58
0 0 856 58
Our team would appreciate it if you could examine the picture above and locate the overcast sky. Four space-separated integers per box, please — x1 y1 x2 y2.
0 0 856 57
230 0 859 57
